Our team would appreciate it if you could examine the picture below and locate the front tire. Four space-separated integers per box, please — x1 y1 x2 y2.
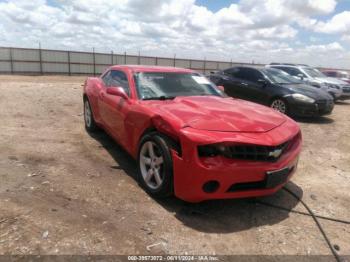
137 133 174 198
329 93 337 102
84 98 98 132
270 98 288 115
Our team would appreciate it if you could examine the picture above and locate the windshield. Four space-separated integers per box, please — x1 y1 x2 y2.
303 67 326 78
262 68 302 84
134 72 222 100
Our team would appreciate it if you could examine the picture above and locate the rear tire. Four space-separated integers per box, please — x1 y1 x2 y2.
84 98 98 132
270 98 288 115
137 133 174 198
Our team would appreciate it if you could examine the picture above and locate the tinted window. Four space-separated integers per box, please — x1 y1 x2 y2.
223 68 238 76
302 67 325 78
261 68 302 84
102 70 130 95
324 71 337 77
273 67 305 77
231 68 264 82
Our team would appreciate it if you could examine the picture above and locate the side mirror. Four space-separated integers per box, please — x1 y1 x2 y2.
297 74 304 80
106 86 128 100
257 79 267 86
217 85 225 92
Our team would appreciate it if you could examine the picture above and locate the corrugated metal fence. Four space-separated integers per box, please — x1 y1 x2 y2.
0 46 348 76
0 46 263 76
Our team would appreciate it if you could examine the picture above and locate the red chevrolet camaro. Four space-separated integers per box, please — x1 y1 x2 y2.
83 65 302 202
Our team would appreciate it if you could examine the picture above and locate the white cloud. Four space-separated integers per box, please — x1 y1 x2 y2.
313 11 350 34
239 0 336 28
0 0 348 68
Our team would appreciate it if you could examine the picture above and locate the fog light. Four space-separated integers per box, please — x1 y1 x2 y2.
202 180 220 193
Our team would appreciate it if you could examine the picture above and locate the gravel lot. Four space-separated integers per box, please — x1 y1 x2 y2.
0 75 349 258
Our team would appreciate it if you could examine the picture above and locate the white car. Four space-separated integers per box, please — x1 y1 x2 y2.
266 64 347 100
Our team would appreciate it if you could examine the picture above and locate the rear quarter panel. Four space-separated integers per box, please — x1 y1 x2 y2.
84 77 104 123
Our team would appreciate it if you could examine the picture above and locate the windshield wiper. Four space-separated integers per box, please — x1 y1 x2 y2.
143 96 176 101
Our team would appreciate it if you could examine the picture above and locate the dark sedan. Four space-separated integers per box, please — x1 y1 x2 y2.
210 67 334 117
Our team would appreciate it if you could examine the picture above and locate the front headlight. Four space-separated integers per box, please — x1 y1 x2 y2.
291 94 315 103
325 83 340 89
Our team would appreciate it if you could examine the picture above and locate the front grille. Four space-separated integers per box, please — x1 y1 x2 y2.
198 133 300 162
342 86 350 93
225 141 290 162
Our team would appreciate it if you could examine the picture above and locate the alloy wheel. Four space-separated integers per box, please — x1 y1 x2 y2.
270 99 287 114
84 100 92 128
139 141 164 190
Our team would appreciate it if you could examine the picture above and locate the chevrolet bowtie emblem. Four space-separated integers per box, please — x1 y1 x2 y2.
269 148 283 158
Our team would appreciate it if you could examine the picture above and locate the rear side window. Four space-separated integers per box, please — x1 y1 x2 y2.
231 68 264 83
324 71 337 77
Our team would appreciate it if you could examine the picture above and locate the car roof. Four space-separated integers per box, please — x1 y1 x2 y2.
268 64 304 68
224 66 263 71
109 65 194 73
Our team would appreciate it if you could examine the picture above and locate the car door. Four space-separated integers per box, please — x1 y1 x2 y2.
98 70 131 143
220 68 246 98
230 67 269 103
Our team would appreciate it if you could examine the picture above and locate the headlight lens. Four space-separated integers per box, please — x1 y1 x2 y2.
291 94 315 103
325 83 340 89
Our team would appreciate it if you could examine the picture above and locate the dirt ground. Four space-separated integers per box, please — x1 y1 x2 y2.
0 75 349 258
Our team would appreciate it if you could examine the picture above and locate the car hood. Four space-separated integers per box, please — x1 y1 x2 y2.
143 96 287 133
280 83 332 100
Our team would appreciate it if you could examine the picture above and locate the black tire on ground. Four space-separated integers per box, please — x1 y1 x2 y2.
83 98 98 132
270 98 289 115
137 133 174 198
330 93 337 102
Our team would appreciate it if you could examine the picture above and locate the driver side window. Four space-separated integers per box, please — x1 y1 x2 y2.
232 68 264 83
102 70 130 96
277 67 305 77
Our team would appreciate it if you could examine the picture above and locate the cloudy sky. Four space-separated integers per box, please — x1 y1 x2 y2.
0 0 349 68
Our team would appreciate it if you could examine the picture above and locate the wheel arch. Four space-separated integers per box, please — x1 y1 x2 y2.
269 95 288 105
137 126 182 157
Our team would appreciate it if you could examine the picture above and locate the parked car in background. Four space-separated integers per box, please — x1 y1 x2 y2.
321 69 350 84
267 64 350 100
209 67 334 117
83 65 302 202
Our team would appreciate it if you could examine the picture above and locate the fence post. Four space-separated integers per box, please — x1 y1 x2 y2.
124 51 127 64
9 47 13 74
93 47 96 76
39 43 43 75
189 59 192 70
203 57 206 74
111 51 113 65
138 51 141 65
230 59 233 68
68 51 71 76
173 54 176 67
155 56 158 66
